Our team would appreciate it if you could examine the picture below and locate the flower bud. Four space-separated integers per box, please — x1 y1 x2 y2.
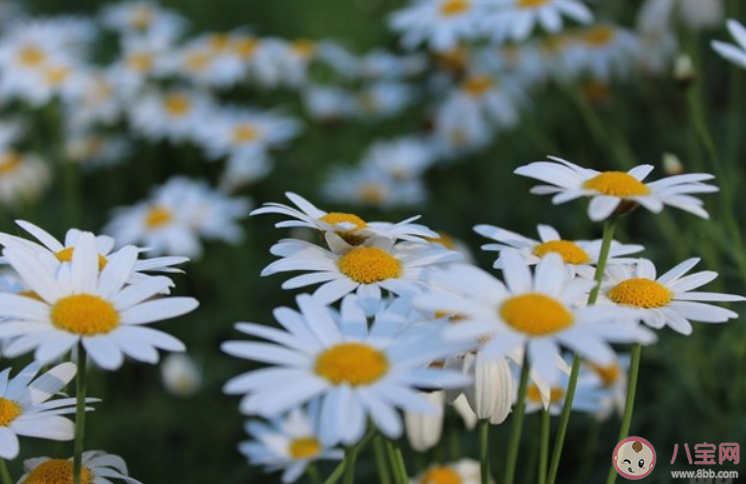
662 153 684 175
462 353 513 424
404 390 445 452
161 353 202 397
673 54 695 88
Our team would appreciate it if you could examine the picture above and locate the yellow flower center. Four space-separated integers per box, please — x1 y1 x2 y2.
0 398 21 427
185 51 210 72
127 52 153 72
129 6 153 30
54 248 108 271
425 232 457 250
527 384 565 404
337 247 402 284
437 48 468 72
359 184 385 204
20 460 93 484
233 37 260 58
582 172 651 197
145 206 173 228
209 33 231 51
587 361 620 387
231 124 259 144
289 437 322 460
533 240 591 265
584 26 615 47
51 294 120 336
500 294 573 336
440 0 470 16
19 45 45 66
163 94 191 116
461 76 493 97
518 0 549 8
0 152 21 175
318 213 368 231
607 278 672 308
421 467 462 484
315 342 389 386
291 39 316 58
45 66 69 86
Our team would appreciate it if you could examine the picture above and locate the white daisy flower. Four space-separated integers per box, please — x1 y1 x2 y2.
160 353 202 398
404 391 445 452
474 223 644 278
439 74 524 134
302 85 358 121
322 166 428 210
262 237 460 313
598 258 745 335
712 19 746 70
240 406 343 483
105 176 251 258
0 232 199 370
108 37 171 96
389 0 484 52
415 250 656 385
101 1 185 46
0 150 51 207
252 191 437 253
580 354 629 420
514 156 719 221
564 25 641 80
523 364 605 416
18 451 141 484
354 81 414 119
223 294 471 445
481 0 593 45
127 88 214 143
0 220 188 284
0 362 89 459
168 32 248 88
410 459 489 484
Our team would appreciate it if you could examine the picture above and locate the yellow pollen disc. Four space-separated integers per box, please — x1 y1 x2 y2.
421 467 462 484
425 233 457 250
583 171 650 197
461 76 492 96
145 206 173 228
434 310 467 323
231 124 259 143
209 33 231 51
318 213 368 232
358 184 385 204
607 278 672 308
163 94 191 116
437 48 468 72
291 39 316 58
51 294 120 336
127 52 153 72
518 0 549 8
0 398 21 427
440 0 470 16
0 152 21 175
533 240 591 265
185 51 210 72
500 293 573 336
289 437 321 460
337 247 402 284
54 248 108 271
45 66 69 86
526 385 565 404
234 37 260 58
129 7 153 30
584 26 615 47
21 460 93 484
588 361 620 387
19 45 45 66
315 342 389 386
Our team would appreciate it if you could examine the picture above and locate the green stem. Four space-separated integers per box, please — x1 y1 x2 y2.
307 464 322 484
538 410 550 484
342 446 358 484
373 437 393 484
546 218 616 484
478 419 490 484
73 342 88 484
0 458 12 484
577 418 600 482
504 351 530 484
321 430 376 484
390 440 409 484
605 344 642 484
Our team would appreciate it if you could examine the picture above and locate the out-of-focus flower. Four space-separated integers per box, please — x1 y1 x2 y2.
160 353 202 397
302 85 358 121
564 25 640 80
322 166 428 209
712 19 746 70
456 352 513 424
410 459 489 484
662 153 684 175
128 88 214 143
19 451 141 484
481 0 593 45
355 82 414 119
390 0 485 52
101 1 186 46
524 365 605 415
0 150 50 207
405 391 445 452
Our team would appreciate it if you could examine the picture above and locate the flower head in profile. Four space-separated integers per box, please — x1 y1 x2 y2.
222 295 470 446
415 250 655 384
389 0 484 52
515 156 718 221
240 406 343 483
0 232 198 370
18 451 141 484
523 363 605 416
0 362 92 460
481 0 593 44
474 223 643 279
411 459 490 484
598 258 745 335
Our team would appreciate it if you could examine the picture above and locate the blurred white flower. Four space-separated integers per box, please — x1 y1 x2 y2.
161 353 202 397
405 390 445 452
712 19 746 70
101 1 186 46
390 0 485 52
0 150 51 207
481 0 593 45
128 88 215 143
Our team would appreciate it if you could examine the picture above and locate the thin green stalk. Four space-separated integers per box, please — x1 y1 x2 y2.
478 419 490 484
577 418 601 482
373 437 392 484
538 410 550 484
321 430 376 484
384 440 401 484
546 219 616 484
390 440 409 484
0 458 12 484
342 446 358 484
605 344 642 484
73 342 87 484
504 352 530 484
307 464 322 484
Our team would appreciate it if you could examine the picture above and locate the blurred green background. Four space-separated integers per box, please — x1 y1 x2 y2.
3 1 746 483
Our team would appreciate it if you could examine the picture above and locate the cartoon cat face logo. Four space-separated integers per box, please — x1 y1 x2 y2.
613 437 656 480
